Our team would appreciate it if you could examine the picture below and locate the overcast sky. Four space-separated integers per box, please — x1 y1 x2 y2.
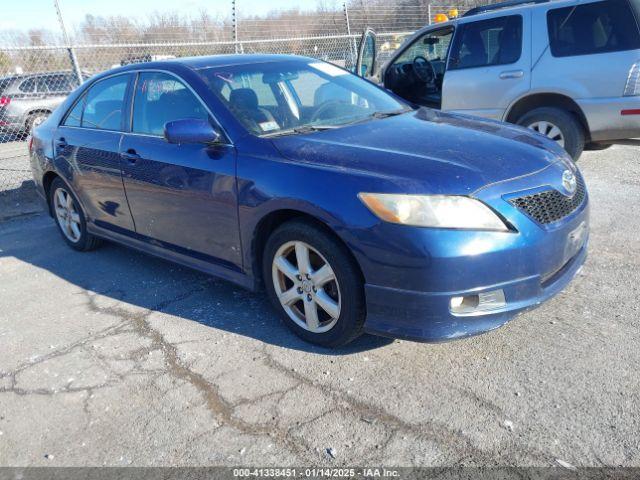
8 0 323 32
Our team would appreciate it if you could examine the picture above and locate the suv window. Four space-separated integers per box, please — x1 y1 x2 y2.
132 72 209 136
449 15 523 70
395 28 454 65
547 0 640 57
80 74 129 131
44 74 75 93
19 77 36 93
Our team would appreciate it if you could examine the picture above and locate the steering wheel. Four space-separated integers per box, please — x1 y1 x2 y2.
310 100 349 123
412 56 436 84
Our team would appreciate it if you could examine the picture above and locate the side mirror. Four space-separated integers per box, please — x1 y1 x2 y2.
164 118 221 145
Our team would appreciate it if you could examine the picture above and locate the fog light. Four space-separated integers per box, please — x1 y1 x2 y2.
450 289 506 314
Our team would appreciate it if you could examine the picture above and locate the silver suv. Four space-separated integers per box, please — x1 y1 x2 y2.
356 0 640 159
0 71 84 135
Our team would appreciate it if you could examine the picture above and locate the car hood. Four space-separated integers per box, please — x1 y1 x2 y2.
271 108 568 195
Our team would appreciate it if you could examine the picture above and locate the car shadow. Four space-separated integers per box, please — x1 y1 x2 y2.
0 214 394 355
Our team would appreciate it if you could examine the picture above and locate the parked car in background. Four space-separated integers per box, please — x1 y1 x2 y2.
0 71 86 136
356 0 640 159
29 54 588 347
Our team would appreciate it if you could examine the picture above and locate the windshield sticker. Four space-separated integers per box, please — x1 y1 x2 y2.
309 62 348 77
259 121 280 132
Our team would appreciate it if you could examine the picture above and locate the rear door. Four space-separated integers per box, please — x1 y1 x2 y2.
442 12 531 119
532 0 640 99
55 73 135 232
119 71 242 269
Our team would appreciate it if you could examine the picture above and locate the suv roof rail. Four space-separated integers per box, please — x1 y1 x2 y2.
463 0 553 17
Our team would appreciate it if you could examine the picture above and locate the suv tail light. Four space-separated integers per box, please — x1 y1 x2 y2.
624 62 640 96
0 96 10 106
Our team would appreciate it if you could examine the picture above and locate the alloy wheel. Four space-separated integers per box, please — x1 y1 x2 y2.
527 121 565 148
271 241 341 333
53 187 82 243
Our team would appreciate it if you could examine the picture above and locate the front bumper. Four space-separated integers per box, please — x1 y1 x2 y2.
363 243 586 342
358 162 589 342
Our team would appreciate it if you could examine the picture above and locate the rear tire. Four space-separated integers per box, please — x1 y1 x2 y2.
49 177 102 252
263 220 365 348
517 107 585 160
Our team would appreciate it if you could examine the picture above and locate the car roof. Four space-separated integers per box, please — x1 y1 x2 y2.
0 71 78 82
456 0 599 22
102 53 312 77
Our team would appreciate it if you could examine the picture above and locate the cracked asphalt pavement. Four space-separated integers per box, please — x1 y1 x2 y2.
0 146 639 467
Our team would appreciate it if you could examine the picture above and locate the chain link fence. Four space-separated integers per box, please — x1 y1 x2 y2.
0 1 476 197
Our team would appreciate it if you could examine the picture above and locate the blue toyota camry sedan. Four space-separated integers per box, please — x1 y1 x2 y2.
29 54 589 347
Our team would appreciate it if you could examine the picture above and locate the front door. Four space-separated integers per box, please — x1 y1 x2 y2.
441 12 531 120
119 71 242 269
382 26 454 108
356 28 377 78
55 73 135 232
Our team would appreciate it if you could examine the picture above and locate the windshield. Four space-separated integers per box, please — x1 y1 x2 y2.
198 60 408 136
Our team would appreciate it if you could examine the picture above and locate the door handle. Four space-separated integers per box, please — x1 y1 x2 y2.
55 137 67 148
121 149 141 163
499 70 524 80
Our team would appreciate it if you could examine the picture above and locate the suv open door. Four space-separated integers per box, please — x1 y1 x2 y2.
356 28 376 78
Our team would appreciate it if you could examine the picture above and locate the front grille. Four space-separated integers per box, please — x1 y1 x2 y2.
510 174 586 225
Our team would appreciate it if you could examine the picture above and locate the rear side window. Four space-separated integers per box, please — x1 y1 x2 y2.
132 72 209 136
449 15 523 70
547 0 640 57
63 97 84 127
81 74 129 131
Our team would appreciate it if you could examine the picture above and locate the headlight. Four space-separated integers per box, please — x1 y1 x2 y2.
358 193 510 231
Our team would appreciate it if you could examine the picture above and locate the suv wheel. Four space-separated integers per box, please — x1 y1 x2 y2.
517 107 585 160
26 112 50 134
49 177 102 251
263 220 365 348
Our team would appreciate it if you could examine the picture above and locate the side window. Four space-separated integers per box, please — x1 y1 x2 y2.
36 77 49 93
82 74 129 131
19 78 36 93
394 28 454 64
45 74 74 92
63 96 84 127
132 72 209 136
547 0 640 57
449 15 523 70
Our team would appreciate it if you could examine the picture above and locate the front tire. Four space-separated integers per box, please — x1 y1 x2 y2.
49 177 101 251
517 107 585 160
263 220 365 348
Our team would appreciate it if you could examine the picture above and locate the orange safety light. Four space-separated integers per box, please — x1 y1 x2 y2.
433 13 449 23
448 8 459 18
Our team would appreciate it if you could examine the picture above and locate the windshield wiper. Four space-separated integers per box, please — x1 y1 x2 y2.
369 108 410 119
261 124 338 138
